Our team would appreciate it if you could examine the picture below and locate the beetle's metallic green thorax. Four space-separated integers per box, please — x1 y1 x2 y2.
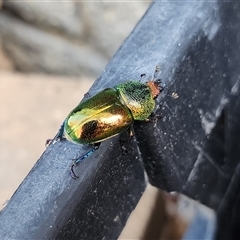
115 81 155 120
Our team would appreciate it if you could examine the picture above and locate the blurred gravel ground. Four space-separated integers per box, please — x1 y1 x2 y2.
0 72 93 208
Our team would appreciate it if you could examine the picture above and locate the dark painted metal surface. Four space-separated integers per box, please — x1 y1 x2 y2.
1 0 240 239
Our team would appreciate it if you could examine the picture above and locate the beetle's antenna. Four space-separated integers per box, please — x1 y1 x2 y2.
153 65 161 79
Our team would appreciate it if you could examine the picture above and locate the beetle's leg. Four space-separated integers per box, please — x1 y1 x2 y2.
145 112 162 123
45 121 65 147
153 65 165 92
140 73 146 79
129 126 134 139
159 83 165 92
84 92 91 98
138 73 146 82
153 65 161 79
71 143 101 179
56 121 65 140
120 127 134 154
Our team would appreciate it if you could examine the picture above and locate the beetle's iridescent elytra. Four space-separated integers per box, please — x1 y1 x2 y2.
52 67 164 179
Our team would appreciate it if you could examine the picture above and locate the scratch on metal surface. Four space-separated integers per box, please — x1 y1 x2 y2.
185 148 203 184
193 144 231 180
231 78 240 95
198 96 229 135
100 55 133 90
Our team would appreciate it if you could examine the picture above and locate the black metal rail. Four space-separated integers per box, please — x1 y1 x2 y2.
1 1 240 239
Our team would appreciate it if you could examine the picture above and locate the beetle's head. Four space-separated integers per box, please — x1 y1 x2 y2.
146 79 165 99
